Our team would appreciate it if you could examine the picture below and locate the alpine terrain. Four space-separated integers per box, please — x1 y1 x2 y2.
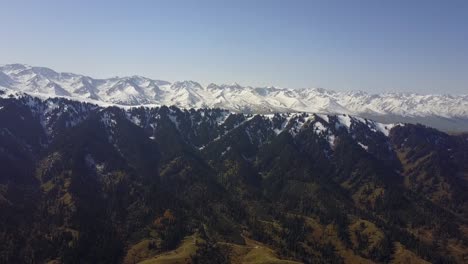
0 89 467 263
1 64 467 132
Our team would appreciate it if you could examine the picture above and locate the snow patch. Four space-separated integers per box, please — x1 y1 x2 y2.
101 112 117 127
328 134 336 147
221 146 231 156
358 142 369 151
316 113 329 123
336 114 352 130
168 114 180 131
313 121 327 134
374 122 397 137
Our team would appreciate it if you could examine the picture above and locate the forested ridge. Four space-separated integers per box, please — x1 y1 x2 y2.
0 94 467 263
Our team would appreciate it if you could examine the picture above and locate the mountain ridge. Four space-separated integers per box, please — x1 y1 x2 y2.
1 93 467 263
1 63 468 132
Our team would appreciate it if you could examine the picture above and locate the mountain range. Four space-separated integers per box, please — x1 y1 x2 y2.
1 63 467 132
0 92 467 263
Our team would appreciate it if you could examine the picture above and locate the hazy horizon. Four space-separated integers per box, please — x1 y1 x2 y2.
1 0 467 94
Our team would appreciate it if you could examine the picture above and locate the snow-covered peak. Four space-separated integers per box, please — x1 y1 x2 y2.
207 82 245 91
1 64 467 128
170 80 203 90
0 63 30 74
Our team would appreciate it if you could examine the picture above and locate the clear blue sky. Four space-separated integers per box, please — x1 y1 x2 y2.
1 0 467 94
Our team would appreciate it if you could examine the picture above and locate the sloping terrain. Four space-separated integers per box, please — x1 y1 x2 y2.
0 94 467 263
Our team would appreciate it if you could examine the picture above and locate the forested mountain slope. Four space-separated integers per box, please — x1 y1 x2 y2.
0 93 467 263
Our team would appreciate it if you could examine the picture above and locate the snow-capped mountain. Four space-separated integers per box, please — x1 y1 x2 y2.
0 91 397 149
1 80 468 264
1 64 467 131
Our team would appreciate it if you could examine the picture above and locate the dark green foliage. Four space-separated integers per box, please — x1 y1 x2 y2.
368 236 394 263
191 238 229 264
0 96 467 263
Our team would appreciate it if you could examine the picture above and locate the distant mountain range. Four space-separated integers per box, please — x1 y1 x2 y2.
1 63 468 131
